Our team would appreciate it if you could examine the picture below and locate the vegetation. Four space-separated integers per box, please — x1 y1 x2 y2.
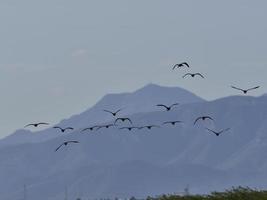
147 187 267 200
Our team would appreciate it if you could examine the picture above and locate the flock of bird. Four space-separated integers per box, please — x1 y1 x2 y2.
24 62 260 152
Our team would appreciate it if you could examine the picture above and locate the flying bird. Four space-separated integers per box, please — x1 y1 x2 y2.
194 116 214 125
119 127 139 131
172 62 190 70
139 125 160 130
156 103 179 111
24 122 49 128
55 141 79 152
96 124 116 130
81 126 100 132
114 118 133 124
231 86 260 94
103 109 123 116
205 128 231 137
163 121 183 126
183 73 204 78
53 126 74 133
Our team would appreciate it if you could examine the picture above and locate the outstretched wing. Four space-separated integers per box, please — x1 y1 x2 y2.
194 117 202 125
103 110 113 114
125 118 133 124
195 73 205 78
37 122 49 125
67 140 79 144
24 124 34 128
55 143 64 152
205 128 217 135
231 86 244 92
115 109 123 114
181 62 190 68
172 64 179 70
65 127 74 131
247 86 260 91
156 104 168 109
222 128 231 133
170 103 179 108
182 73 191 78
53 126 63 131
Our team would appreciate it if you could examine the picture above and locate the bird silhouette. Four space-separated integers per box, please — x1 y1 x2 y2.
172 62 190 70
183 73 204 78
156 103 179 111
96 124 116 130
53 126 74 133
163 121 183 126
205 128 231 136
194 116 214 125
81 126 100 132
119 127 139 131
24 122 49 128
114 118 132 124
231 86 260 94
103 109 123 116
139 125 160 130
55 141 79 152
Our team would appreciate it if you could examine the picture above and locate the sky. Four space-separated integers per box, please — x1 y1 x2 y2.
0 0 266 137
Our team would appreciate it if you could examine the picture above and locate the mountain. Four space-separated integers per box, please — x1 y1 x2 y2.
1 84 204 146
0 85 267 199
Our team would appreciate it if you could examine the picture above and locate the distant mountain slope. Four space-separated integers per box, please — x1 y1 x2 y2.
1 84 204 146
0 85 267 199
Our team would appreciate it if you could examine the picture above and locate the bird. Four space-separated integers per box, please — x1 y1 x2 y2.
231 86 260 94
119 127 139 131
53 126 74 133
55 141 79 152
103 109 123 116
205 128 231 136
183 73 204 78
172 62 190 70
163 121 183 126
114 117 133 124
81 126 100 132
156 103 179 111
96 124 116 130
24 122 49 128
194 116 214 125
139 125 160 130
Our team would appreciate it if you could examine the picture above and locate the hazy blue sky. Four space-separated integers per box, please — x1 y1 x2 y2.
0 0 266 137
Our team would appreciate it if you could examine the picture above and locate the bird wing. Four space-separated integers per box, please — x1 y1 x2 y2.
247 86 260 91
205 116 214 121
38 122 49 125
205 128 217 135
182 62 190 68
53 127 63 131
156 104 168 109
194 117 202 125
163 121 171 125
114 118 122 124
182 73 191 78
125 118 133 124
24 124 34 128
170 103 179 108
67 140 79 144
231 86 244 91
55 143 64 152
115 109 122 114
103 110 113 114
172 64 179 70
195 73 204 78
222 128 231 133
65 127 74 130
